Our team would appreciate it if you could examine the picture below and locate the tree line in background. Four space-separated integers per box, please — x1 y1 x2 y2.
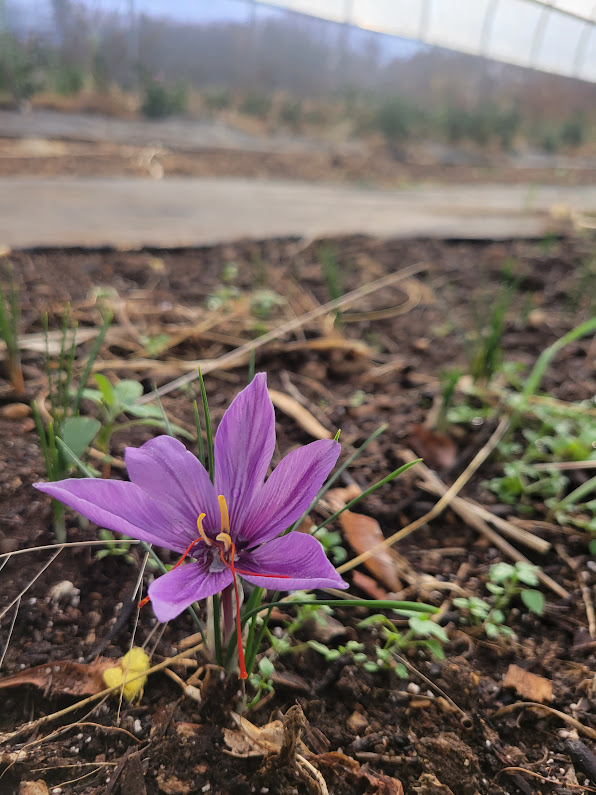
0 0 594 153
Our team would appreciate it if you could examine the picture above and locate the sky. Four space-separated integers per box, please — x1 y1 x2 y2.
6 0 596 82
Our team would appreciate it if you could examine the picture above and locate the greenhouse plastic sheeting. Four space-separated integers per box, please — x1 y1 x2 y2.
263 0 596 82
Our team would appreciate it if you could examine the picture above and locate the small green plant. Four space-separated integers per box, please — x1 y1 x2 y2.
465 284 512 384
357 612 448 676
0 265 25 396
33 309 112 540
308 638 368 665
454 561 544 639
82 374 193 457
247 656 275 709
141 78 187 118
250 289 285 320
485 408 596 515
206 285 240 311
95 529 135 565
318 243 343 303
314 527 347 565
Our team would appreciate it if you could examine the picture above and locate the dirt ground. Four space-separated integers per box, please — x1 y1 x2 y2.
0 234 595 794
1 135 595 187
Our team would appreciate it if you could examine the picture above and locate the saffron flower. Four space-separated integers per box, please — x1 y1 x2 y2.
35 374 348 675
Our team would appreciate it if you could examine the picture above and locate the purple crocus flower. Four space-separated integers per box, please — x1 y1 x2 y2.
35 374 348 675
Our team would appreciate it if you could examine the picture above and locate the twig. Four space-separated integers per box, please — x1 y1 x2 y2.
534 460 596 471
556 544 596 639
136 262 427 403
494 701 596 741
0 539 140 561
0 597 20 669
337 416 510 576
407 456 567 598
0 548 62 621
493 766 596 792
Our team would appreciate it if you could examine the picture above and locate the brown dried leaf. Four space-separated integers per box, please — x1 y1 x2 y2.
503 664 553 703
316 752 404 795
408 425 457 472
19 782 49 795
229 712 285 755
324 483 362 514
0 403 31 420
0 659 114 698
352 570 388 600
269 388 332 440
340 511 401 591
359 764 405 795
156 772 192 794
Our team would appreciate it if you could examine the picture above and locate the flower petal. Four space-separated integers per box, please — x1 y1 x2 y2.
238 439 340 546
34 479 196 553
214 373 276 531
125 436 219 533
238 532 348 591
148 560 233 622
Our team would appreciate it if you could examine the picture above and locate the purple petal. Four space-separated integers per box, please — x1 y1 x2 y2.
238 440 340 546
238 532 348 591
125 436 219 533
214 373 276 531
34 479 196 554
148 560 233 622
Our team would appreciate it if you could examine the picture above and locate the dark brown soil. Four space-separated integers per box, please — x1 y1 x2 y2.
1 235 595 794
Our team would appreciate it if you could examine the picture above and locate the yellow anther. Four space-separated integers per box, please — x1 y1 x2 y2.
196 513 211 545
216 531 232 552
218 494 231 534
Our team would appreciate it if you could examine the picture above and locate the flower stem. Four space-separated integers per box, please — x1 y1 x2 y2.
211 593 223 666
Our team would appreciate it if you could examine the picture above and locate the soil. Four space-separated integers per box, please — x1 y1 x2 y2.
0 136 594 187
1 234 595 794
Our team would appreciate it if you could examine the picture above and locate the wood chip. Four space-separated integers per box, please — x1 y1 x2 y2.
269 388 333 439
503 664 553 703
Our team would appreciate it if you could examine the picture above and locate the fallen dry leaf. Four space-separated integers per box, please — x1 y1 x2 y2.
324 483 362 514
340 511 401 591
156 772 193 795
0 327 98 357
0 403 31 420
352 570 389 600
411 773 455 794
0 659 113 698
316 752 404 795
19 782 49 795
408 425 457 472
347 711 368 733
268 388 332 440
503 664 553 703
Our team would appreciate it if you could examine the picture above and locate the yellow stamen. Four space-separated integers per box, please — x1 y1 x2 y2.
218 494 231 534
196 513 211 545
216 531 232 552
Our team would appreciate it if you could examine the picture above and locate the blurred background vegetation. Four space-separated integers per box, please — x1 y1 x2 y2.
0 0 594 155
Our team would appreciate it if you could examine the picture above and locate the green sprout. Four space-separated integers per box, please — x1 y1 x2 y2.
247 656 275 709
0 265 25 396
454 561 544 640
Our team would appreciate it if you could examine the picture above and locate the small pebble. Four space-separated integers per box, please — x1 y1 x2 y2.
407 682 420 695
133 719 142 735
